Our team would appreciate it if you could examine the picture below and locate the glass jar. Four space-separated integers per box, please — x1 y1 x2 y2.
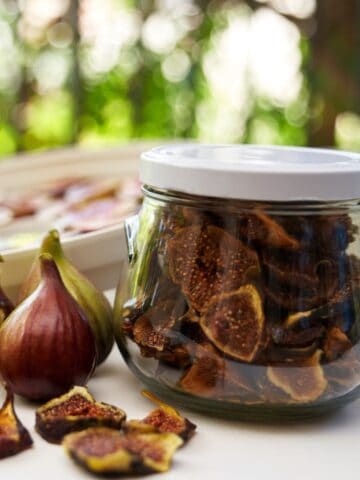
114 145 360 420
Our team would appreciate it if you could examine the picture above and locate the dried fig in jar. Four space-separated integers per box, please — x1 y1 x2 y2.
167 225 260 312
267 350 327 402
63 428 183 475
323 347 360 393
36 386 126 444
200 285 265 363
233 211 300 250
262 249 339 311
132 298 188 358
276 214 357 257
180 343 258 401
323 327 352 362
0 386 32 459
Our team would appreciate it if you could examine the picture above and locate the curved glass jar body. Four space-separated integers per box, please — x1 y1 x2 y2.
115 187 360 420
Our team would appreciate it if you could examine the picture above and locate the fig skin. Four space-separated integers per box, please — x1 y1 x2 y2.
0 256 14 323
63 428 183 475
18 230 113 365
0 254 97 401
36 386 126 443
0 385 33 458
123 390 196 443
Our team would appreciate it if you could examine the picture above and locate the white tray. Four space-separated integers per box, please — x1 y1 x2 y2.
0 143 152 301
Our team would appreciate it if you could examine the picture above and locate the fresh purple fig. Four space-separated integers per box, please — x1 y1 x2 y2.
0 254 97 401
0 256 14 324
19 230 113 365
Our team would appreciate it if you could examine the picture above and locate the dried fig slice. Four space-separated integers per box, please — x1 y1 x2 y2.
235 211 299 250
123 390 196 443
134 316 169 354
282 281 358 332
180 343 256 399
35 386 126 444
63 428 183 475
323 348 360 389
200 285 264 362
271 325 325 347
323 327 352 362
180 344 225 397
167 225 259 312
267 350 327 402
262 250 338 311
0 385 32 459
266 342 319 364
277 214 357 256
132 298 186 355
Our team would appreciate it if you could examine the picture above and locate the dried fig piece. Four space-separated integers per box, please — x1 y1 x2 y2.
180 343 256 399
235 211 299 250
266 342 319 364
36 386 126 444
262 250 338 311
323 348 360 390
134 316 169 354
267 351 327 402
271 325 325 347
63 428 183 475
200 285 264 362
123 391 196 443
132 298 187 355
180 344 225 397
0 385 32 459
156 345 193 369
167 225 259 312
277 214 357 256
323 327 352 362
282 281 358 333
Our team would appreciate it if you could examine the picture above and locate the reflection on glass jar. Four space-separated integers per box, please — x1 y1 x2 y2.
114 145 360 420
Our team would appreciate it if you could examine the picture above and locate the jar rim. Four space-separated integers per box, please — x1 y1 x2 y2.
142 185 360 216
140 144 360 202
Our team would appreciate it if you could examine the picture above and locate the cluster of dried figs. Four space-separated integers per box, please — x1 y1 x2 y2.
0 383 196 476
122 203 360 406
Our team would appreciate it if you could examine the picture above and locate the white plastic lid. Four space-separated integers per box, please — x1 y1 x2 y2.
140 144 360 202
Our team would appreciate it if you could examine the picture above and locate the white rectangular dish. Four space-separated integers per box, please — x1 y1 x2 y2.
0 143 151 301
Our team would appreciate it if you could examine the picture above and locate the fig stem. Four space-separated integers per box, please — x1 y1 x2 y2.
40 230 63 260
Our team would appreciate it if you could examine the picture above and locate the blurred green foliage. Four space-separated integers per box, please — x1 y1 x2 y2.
0 0 359 158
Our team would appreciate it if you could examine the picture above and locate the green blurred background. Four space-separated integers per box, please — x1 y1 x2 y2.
0 0 359 158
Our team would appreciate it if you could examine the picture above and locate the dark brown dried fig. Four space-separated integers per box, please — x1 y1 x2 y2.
267 350 327 402
236 211 300 250
167 225 259 312
0 385 32 459
262 250 338 311
271 325 325 347
200 285 264 362
180 343 256 400
276 214 357 256
180 344 225 397
63 428 183 475
132 298 188 360
35 386 126 444
123 390 196 443
323 327 352 362
323 348 360 390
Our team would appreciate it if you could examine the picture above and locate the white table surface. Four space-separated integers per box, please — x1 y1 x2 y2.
2 296 360 480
